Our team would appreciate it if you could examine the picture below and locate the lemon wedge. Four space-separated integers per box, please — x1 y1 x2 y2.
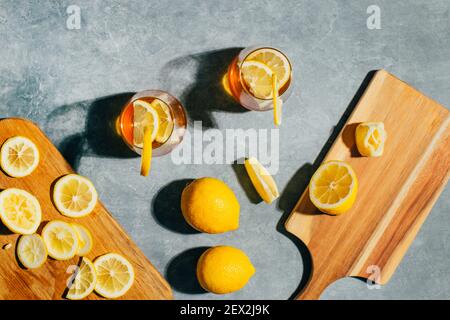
151 99 174 144
133 99 159 148
17 234 47 269
66 257 97 300
246 48 291 89
244 157 279 204
355 122 387 157
0 188 42 234
53 174 98 218
94 253 135 299
0 136 40 178
309 161 358 215
41 220 78 260
71 223 93 256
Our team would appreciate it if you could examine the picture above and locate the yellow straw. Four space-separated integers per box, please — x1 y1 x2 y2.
140 125 153 176
272 74 281 126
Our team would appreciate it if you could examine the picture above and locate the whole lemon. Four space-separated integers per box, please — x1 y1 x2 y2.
197 246 255 294
181 177 240 234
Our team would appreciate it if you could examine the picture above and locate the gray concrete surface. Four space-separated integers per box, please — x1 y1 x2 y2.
0 0 449 299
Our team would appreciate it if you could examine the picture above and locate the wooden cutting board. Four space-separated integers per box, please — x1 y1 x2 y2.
285 70 450 300
0 118 172 300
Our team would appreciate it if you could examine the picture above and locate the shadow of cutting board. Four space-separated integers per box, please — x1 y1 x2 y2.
0 118 172 300
285 70 450 300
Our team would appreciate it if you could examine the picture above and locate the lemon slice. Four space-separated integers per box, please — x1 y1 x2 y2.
71 223 93 256
244 157 279 204
0 188 42 234
355 122 387 157
94 253 135 299
246 48 291 89
151 99 174 144
66 257 97 300
133 99 159 148
17 234 47 269
53 174 98 218
0 136 40 178
241 60 274 99
42 220 78 260
309 161 358 215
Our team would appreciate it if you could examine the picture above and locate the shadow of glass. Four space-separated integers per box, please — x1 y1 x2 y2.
165 246 209 294
231 159 262 204
160 47 247 128
151 179 199 234
46 92 138 170
276 70 378 299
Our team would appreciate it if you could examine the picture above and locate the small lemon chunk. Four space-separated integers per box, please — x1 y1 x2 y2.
355 122 387 157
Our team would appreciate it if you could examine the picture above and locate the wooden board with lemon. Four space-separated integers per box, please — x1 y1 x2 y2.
0 118 172 300
285 70 450 300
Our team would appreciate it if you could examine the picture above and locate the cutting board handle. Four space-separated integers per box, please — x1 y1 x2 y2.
294 267 335 300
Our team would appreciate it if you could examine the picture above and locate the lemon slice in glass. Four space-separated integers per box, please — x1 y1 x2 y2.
241 60 274 99
0 136 40 178
0 188 42 234
17 234 47 269
151 99 174 144
94 253 135 299
53 174 98 218
41 220 78 261
133 99 159 148
246 48 291 89
309 161 358 215
71 223 93 256
244 157 279 204
66 257 97 300
355 122 387 157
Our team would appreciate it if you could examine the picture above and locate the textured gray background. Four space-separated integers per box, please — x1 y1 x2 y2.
0 0 449 300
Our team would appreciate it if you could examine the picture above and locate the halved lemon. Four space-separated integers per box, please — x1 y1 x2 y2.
133 99 159 148
309 161 358 215
0 136 40 178
17 234 47 269
246 48 291 89
94 253 135 299
355 122 387 157
41 220 78 260
244 157 279 204
66 257 97 300
71 223 93 256
151 99 174 144
53 174 98 218
0 188 42 234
